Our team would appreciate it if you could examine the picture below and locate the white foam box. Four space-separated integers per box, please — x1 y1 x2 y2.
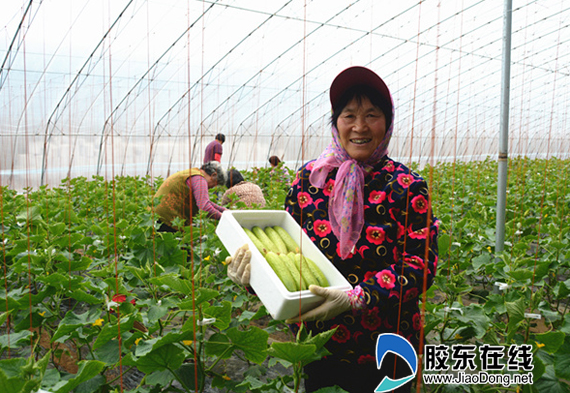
215 210 353 320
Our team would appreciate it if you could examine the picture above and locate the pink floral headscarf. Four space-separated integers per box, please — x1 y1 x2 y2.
308 96 394 260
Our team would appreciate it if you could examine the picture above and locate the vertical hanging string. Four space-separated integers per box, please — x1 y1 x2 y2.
1 30 12 350
511 6 532 248
2 7 16 358
528 4 563 330
21 12 35 358
297 0 308 322
105 1 123 389
1 168 7 358
417 1 440 390
67 1 73 303
40 13 52 359
147 0 158 281
448 0 464 271
396 0 423 383
188 2 202 390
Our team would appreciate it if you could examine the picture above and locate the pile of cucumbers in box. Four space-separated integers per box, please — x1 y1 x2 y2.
243 225 329 292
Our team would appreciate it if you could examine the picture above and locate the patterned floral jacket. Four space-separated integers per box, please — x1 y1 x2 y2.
285 156 439 364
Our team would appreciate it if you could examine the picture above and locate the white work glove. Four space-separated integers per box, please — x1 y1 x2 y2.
225 244 251 286
286 285 351 323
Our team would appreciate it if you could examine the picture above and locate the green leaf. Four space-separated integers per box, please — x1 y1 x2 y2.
554 336 570 380
147 304 169 324
531 352 546 382
0 368 40 393
52 308 102 342
438 233 450 256
42 368 61 388
133 246 155 266
53 360 106 393
226 326 268 364
178 288 220 310
560 314 570 334
93 339 121 365
73 374 106 393
533 331 565 354
534 364 570 393
92 316 135 350
13 312 44 331
203 301 232 330
34 350 51 377
205 327 268 365
36 272 83 290
135 330 194 357
0 312 9 327
50 222 67 236
0 358 27 378
131 343 185 374
55 256 93 272
150 274 194 296
16 205 43 223
175 362 205 392
68 290 103 305
268 341 317 364
301 325 337 353
507 268 534 281
533 260 552 282
205 333 233 360
553 279 570 299
455 304 491 339
471 253 491 270
145 369 173 387
506 296 526 341
0 330 32 349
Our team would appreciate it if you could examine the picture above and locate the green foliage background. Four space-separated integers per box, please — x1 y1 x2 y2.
1 158 569 393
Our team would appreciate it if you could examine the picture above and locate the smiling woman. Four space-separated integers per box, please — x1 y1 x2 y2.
278 66 440 392
224 66 439 393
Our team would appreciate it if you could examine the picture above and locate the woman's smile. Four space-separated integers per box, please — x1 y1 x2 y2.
350 138 372 144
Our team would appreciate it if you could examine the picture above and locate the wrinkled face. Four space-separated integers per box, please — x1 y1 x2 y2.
337 96 387 162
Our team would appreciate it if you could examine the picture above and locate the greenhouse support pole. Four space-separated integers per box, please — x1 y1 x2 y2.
495 0 512 254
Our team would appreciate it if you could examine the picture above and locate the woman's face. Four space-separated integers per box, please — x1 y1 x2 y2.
204 172 218 189
336 96 387 162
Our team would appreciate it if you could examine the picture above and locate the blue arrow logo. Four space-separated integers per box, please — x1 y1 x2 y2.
375 333 417 392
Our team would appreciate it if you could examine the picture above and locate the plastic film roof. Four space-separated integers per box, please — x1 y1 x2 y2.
1 0 569 189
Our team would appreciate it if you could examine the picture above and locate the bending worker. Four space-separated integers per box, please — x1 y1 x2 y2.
153 161 227 232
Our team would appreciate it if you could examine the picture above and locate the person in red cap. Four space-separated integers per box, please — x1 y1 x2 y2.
226 66 439 392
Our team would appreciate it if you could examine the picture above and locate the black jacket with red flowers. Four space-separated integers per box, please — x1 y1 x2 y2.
285 156 439 364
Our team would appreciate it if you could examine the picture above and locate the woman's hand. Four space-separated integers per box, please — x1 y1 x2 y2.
285 285 351 323
225 244 251 286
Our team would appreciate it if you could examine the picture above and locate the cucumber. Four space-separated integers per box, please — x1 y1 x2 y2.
272 225 300 253
243 227 267 255
301 255 329 287
290 252 318 288
278 253 304 291
252 226 277 253
265 251 297 292
265 226 289 254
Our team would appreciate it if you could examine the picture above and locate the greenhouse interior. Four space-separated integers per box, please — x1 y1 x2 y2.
1 0 569 392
